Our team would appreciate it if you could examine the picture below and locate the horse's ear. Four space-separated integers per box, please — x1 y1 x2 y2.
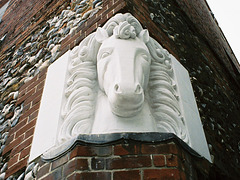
96 27 109 43
139 29 149 43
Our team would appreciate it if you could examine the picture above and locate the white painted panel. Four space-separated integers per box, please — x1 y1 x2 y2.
29 51 70 162
172 57 211 162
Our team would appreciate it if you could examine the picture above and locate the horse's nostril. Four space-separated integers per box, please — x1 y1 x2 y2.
135 84 142 94
114 84 120 92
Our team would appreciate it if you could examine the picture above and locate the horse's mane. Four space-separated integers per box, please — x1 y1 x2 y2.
58 13 189 144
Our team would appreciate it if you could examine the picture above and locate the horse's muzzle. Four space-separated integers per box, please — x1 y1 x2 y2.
108 83 145 117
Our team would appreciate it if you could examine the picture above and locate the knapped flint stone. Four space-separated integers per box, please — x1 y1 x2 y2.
53 36 60 44
43 52 52 61
0 119 4 125
30 48 38 56
31 42 38 48
78 19 86 27
81 0 88 5
25 162 35 174
0 145 5 155
47 39 54 48
93 0 102 8
35 48 47 60
55 19 63 28
48 44 55 51
37 40 48 49
39 25 50 35
0 172 5 180
6 176 13 180
31 34 39 42
28 56 37 65
32 163 39 178
16 173 25 180
95 1 103 7
64 27 70 35
6 77 19 88
11 117 19 127
47 28 58 38
0 163 7 173
1 77 11 87
19 64 29 74
68 15 76 22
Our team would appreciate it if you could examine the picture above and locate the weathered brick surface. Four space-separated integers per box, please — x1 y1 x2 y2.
113 170 141 180
3 68 47 178
35 140 210 180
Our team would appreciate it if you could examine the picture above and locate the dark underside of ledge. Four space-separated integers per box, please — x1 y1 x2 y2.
41 132 203 162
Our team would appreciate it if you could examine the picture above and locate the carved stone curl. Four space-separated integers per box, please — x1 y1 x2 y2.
58 13 189 145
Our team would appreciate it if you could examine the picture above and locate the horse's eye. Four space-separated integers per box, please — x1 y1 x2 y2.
101 52 110 59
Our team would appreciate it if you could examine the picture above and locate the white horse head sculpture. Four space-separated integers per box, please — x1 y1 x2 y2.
58 13 189 144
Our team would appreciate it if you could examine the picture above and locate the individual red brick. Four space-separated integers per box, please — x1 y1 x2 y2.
5 157 28 179
112 1 126 14
97 15 108 27
3 134 24 155
86 24 97 37
70 145 112 158
15 119 36 137
91 158 105 170
86 14 101 28
114 144 141 155
153 155 166 167
10 116 28 135
63 158 89 177
8 153 19 168
141 143 179 155
143 169 181 180
19 145 31 160
21 102 39 119
36 80 45 92
37 163 51 179
52 154 69 170
28 110 38 122
5 133 14 146
113 170 141 180
107 10 114 19
166 154 180 167
79 172 111 180
22 103 31 114
38 67 48 79
59 44 70 57
16 88 35 105
41 167 63 180
75 33 85 47
11 136 33 155
106 155 151 170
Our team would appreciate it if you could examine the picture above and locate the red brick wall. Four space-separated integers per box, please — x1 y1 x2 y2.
2 68 47 178
36 140 210 180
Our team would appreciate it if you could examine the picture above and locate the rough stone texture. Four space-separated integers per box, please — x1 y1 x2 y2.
0 0 239 179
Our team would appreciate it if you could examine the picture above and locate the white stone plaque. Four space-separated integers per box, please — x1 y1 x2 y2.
30 13 211 162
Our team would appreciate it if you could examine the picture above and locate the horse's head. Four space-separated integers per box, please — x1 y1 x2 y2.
95 22 151 117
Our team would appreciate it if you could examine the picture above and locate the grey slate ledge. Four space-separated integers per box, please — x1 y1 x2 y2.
42 132 203 162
